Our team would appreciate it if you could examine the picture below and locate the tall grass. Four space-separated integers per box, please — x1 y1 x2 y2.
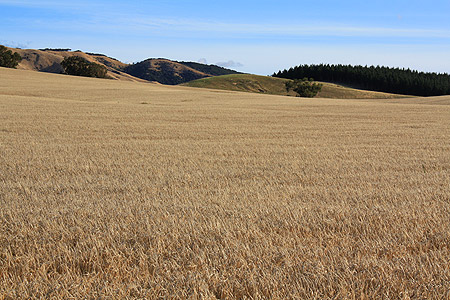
1 68 450 299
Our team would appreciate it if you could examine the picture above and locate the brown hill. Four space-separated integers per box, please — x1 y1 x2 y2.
5 47 240 85
7 47 145 82
124 58 211 85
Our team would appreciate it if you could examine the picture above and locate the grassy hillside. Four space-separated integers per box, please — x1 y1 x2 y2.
183 74 294 95
317 82 414 99
1 67 450 298
184 74 413 98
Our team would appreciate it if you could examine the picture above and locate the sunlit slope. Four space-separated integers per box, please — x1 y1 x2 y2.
183 73 413 98
318 82 414 99
8 47 145 82
5 46 240 85
1 67 450 299
183 74 296 96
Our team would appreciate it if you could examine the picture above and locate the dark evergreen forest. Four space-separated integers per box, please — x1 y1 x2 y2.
273 64 450 96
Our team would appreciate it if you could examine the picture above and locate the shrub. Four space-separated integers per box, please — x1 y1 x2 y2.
285 78 323 97
61 56 108 78
0 45 22 68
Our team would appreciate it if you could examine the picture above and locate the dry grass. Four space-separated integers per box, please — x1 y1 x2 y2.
183 74 411 99
183 74 297 96
317 82 413 99
1 67 450 299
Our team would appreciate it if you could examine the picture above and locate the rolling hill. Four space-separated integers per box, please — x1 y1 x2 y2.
178 61 242 76
4 46 415 97
4 46 240 85
123 59 242 85
183 74 413 99
183 74 295 95
9 47 144 82
123 59 208 85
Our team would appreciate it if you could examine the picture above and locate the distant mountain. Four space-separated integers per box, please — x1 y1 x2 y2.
3 46 242 85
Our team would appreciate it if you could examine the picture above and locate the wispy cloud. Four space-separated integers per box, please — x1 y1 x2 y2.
0 0 107 14
86 14 450 40
2 0 449 40
0 0 94 8
130 18 450 39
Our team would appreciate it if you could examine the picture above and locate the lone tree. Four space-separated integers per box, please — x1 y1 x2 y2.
0 45 22 68
61 56 108 78
286 78 323 98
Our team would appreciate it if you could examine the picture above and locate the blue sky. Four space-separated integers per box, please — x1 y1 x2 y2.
1 0 450 75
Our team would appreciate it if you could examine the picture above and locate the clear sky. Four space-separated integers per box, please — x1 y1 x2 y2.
1 0 450 75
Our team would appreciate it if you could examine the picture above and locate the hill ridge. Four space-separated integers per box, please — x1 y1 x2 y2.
4 46 241 85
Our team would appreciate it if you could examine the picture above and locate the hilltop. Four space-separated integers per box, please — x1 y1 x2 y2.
183 74 412 99
4 46 240 85
124 59 241 85
178 61 241 77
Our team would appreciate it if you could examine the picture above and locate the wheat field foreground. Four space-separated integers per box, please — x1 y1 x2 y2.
1 68 450 299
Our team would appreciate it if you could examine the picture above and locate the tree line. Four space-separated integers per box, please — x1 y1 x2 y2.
273 64 450 96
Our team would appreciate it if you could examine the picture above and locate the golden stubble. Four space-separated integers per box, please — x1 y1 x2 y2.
1 68 450 299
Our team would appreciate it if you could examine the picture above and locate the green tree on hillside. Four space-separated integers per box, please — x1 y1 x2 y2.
286 78 323 97
0 45 22 68
61 56 108 78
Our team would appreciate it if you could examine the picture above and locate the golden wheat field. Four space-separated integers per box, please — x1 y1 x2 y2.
1 67 450 299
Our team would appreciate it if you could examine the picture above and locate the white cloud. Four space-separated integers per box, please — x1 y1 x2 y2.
215 60 244 68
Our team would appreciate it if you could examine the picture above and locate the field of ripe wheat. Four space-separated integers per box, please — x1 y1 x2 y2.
1 68 450 299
